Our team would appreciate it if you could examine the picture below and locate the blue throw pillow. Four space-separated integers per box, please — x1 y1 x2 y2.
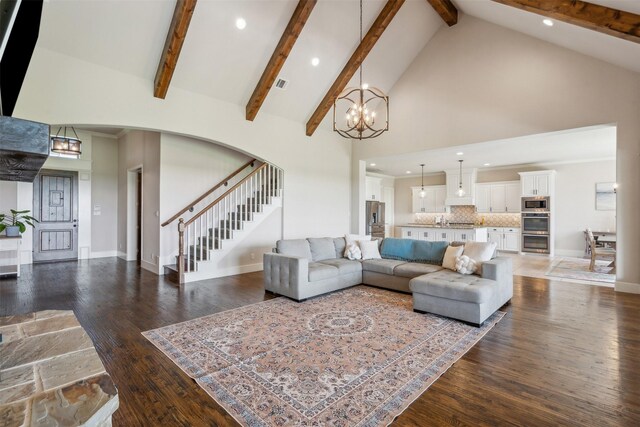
412 240 448 265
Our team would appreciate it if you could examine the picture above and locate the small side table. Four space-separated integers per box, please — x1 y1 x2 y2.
0 235 22 277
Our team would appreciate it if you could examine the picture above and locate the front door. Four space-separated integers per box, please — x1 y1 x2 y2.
32 169 79 262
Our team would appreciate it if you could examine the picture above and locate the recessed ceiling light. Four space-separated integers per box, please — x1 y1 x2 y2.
362 83 369 90
235 17 247 30
406 170 411 174
456 152 464 156
543 19 553 27
311 57 320 67
370 163 376 167
484 163 491 166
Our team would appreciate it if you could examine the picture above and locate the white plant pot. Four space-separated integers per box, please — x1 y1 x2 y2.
5 226 20 237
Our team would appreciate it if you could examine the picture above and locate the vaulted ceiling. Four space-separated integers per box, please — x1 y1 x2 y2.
34 0 640 132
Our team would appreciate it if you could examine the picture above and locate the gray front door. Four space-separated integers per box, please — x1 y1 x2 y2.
32 169 79 262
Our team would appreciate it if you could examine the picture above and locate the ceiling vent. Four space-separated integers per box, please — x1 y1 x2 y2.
274 78 289 90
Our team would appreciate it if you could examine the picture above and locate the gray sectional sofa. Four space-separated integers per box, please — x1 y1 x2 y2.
263 237 513 326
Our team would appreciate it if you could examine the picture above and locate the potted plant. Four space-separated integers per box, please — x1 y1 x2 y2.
0 210 38 237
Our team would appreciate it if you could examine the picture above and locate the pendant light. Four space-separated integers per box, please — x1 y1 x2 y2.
456 159 465 197
333 0 389 140
419 164 426 198
51 126 82 156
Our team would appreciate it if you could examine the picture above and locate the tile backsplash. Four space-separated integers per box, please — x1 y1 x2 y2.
414 206 521 227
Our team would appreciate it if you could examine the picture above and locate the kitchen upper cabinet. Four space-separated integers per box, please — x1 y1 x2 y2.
505 182 520 213
445 169 475 206
475 181 520 213
476 184 491 213
519 171 555 197
411 186 446 213
365 176 382 201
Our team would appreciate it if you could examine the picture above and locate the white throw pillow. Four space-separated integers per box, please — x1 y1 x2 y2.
345 243 362 260
344 234 371 257
462 241 497 275
455 255 477 275
358 240 381 260
442 245 464 271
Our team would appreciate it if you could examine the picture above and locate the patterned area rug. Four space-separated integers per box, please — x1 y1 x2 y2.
143 286 504 426
545 258 615 284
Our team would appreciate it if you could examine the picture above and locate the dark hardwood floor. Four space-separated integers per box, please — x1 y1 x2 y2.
1 258 639 426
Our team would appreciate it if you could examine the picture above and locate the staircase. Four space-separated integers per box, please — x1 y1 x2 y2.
163 162 283 284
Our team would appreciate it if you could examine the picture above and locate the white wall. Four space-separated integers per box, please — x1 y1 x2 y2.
159 132 280 273
14 46 352 257
117 130 161 273
353 15 640 293
90 136 119 256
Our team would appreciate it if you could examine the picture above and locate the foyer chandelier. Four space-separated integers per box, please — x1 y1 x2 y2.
333 0 389 140
51 126 82 155
456 159 465 197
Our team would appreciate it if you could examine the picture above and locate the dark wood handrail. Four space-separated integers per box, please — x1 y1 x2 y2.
185 163 268 227
161 158 257 227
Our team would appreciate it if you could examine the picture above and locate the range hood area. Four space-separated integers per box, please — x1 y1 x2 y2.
445 167 476 206
0 115 50 182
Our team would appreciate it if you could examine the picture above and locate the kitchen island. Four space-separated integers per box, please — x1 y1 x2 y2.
400 224 488 243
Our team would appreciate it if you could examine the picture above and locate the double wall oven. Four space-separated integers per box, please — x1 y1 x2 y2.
521 197 551 254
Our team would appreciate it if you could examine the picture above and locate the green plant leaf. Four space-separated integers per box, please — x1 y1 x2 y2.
10 209 30 215
17 222 26 233
0 224 5 233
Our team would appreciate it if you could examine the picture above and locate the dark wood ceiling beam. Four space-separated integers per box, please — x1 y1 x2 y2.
426 0 458 26
492 0 640 44
154 0 198 99
306 0 405 137
246 0 317 121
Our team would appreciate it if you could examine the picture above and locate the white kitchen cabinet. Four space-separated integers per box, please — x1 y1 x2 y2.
486 227 520 252
401 228 416 239
411 186 446 213
454 230 475 242
475 181 520 213
365 176 382 201
445 169 476 206
519 171 555 197
435 230 452 242
488 230 503 249
417 229 436 241
504 229 520 252
475 184 491 213
505 182 521 213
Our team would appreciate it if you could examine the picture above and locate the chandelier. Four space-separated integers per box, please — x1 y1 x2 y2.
333 0 389 140
51 126 82 156
456 159 465 197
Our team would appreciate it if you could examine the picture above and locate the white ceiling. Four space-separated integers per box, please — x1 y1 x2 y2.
365 125 617 176
34 0 640 129
456 0 640 73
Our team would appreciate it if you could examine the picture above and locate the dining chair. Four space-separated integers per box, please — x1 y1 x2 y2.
586 228 616 272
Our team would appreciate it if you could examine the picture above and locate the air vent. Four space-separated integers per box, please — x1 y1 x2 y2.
274 78 289 90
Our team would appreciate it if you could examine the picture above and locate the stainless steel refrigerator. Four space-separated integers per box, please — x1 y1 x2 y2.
366 201 385 238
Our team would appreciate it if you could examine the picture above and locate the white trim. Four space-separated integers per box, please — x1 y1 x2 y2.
0 0 21 61
615 281 640 294
366 172 396 180
141 259 159 274
183 263 263 283
90 250 119 259
117 251 127 260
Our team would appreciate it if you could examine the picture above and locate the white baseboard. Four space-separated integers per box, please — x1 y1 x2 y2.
90 250 118 259
141 260 161 275
183 263 263 283
117 251 127 260
615 281 640 294
555 249 585 257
